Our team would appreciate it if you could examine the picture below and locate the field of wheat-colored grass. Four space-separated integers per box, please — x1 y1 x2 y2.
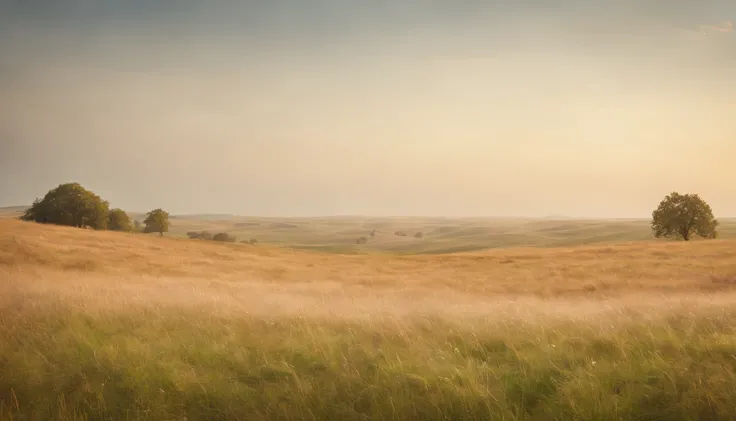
3 218 736 420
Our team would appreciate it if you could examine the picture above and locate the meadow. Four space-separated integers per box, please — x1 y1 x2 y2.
128 211 736 254
2 214 736 420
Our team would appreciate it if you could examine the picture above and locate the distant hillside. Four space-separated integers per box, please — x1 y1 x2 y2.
3 217 736 297
0 205 28 212
6 204 736 254
542 214 574 220
170 213 241 220
0 205 27 218
158 214 736 254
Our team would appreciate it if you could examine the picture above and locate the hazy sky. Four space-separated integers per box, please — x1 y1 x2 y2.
1 0 734 217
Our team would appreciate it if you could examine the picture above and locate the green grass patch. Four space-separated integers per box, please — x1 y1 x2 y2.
2 309 736 420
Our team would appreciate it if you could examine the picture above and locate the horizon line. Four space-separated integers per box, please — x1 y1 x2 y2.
4 205 736 220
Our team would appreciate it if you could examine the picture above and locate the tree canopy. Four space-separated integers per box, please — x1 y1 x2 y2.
108 208 133 232
143 208 170 236
651 192 718 241
20 183 109 229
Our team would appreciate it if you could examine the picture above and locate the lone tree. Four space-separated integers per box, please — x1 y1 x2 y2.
108 208 132 232
20 182 109 229
651 192 718 241
143 208 170 236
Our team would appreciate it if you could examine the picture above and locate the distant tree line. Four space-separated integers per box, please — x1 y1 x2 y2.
353 230 425 245
186 231 236 243
187 231 258 245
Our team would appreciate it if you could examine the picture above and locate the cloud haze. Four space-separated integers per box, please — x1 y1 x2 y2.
1 0 734 217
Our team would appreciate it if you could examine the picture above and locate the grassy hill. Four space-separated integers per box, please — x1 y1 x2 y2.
3 218 736 420
3 217 736 296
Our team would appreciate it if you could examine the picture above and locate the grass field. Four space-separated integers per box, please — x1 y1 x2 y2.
3 217 736 420
6 206 736 254
164 215 736 254
160 215 736 254
121 211 736 254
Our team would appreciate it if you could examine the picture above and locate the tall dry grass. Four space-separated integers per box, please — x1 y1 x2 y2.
3 219 736 420
2 218 736 296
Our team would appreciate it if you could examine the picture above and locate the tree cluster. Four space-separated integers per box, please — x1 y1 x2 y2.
21 183 110 229
187 231 214 240
213 232 237 243
187 231 240 243
21 183 170 236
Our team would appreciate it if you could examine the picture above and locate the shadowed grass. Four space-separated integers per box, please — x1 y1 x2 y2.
2 306 736 421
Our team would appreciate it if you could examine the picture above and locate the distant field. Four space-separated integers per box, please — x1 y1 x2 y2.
4 205 736 254
156 214 736 254
3 218 736 420
4 204 736 257
0 206 27 218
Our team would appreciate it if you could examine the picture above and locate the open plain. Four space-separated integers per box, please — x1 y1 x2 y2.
3 215 736 420
3 0 735 418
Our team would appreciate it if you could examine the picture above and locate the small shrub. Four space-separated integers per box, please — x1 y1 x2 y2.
356 237 368 244
711 274 736 286
414 232 424 239
187 231 214 240
213 232 236 243
395 231 407 237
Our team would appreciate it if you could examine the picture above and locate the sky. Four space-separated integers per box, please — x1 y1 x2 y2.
0 0 734 217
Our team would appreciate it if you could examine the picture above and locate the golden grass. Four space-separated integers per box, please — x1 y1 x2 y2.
3 218 736 299
4 219 736 420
